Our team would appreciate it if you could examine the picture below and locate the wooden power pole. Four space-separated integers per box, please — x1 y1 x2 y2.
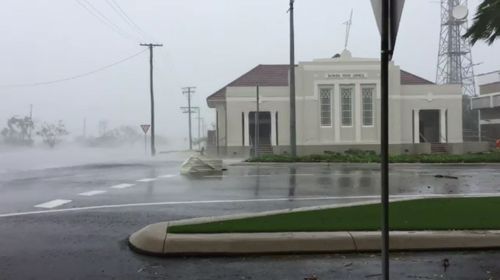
140 43 163 156
182 87 196 150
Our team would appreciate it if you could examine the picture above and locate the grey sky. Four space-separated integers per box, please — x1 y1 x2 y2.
1 0 499 148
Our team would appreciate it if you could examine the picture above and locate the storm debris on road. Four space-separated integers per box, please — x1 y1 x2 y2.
435 174 458 179
304 274 318 280
442 258 450 272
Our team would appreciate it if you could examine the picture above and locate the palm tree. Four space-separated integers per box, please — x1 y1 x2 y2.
463 0 500 45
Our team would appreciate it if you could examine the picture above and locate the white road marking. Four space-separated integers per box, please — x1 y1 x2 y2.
4 192 499 219
110 183 135 189
158 174 177 178
34 199 72 209
78 190 107 196
136 178 157 182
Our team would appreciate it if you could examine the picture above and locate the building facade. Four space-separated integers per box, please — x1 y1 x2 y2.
207 51 473 157
472 70 500 147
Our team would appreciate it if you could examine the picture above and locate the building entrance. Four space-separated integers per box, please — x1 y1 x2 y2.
249 112 271 146
419 110 441 143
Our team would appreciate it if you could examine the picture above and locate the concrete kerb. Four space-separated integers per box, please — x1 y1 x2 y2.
128 197 500 256
129 222 168 255
130 226 500 256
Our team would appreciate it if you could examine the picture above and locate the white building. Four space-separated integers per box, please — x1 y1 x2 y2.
472 70 500 146
207 50 482 157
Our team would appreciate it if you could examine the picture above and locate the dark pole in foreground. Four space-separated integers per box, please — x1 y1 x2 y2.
140 43 163 156
188 89 192 150
380 0 390 278
289 0 297 157
372 0 405 278
255 85 260 158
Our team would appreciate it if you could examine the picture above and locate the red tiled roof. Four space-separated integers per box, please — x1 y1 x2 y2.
400 70 434 85
207 65 434 106
227 64 290 87
207 64 290 107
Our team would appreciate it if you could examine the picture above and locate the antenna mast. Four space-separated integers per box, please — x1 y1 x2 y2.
344 9 353 49
436 0 476 96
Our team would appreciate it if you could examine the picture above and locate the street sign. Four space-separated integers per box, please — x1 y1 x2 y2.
371 0 405 59
140 124 150 134
371 1 406 279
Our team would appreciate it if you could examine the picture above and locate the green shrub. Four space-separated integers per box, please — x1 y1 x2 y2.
247 149 500 163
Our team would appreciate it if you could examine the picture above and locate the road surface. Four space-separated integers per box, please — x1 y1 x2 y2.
0 154 499 279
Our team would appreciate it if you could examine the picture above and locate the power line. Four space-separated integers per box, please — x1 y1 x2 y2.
0 49 147 88
75 0 140 42
81 0 140 41
104 0 145 41
106 0 155 42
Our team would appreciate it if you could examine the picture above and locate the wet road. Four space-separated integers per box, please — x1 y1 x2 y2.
0 156 499 279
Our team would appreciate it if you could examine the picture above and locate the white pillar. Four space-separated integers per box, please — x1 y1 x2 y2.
355 84 362 142
478 110 482 142
414 110 420 143
334 84 341 142
271 111 276 146
440 109 447 143
244 111 250 146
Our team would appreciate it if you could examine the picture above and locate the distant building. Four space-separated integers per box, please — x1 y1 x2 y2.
207 50 485 157
472 70 500 147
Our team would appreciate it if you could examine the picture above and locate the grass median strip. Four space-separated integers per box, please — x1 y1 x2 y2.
167 197 500 234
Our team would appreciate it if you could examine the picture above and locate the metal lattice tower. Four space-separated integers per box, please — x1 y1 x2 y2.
436 0 476 96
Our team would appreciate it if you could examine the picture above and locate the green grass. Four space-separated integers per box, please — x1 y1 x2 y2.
167 197 500 234
246 150 500 163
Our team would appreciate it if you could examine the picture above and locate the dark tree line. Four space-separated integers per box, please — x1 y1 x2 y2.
1 115 68 148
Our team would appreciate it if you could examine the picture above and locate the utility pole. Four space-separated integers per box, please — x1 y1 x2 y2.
182 87 196 150
187 106 201 149
140 43 163 156
200 117 206 138
255 85 260 158
197 108 201 150
288 0 297 157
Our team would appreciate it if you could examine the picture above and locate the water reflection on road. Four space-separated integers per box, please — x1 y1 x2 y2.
190 163 499 200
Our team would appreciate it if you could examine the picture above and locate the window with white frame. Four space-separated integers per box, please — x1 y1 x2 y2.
341 85 353 126
319 87 332 126
362 86 375 126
